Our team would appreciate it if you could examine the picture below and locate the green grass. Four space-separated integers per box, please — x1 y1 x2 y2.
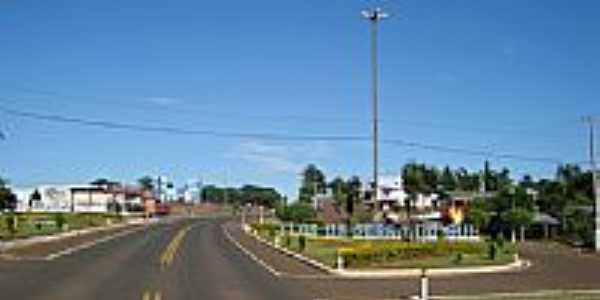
255 229 515 269
0 213 125 240
283 236 339 267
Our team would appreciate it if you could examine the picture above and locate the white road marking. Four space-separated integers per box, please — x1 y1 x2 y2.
222 225 282 277
45 225 146 260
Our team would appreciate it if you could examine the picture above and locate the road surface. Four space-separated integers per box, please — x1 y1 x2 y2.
3 217 600 300
0 218 311 300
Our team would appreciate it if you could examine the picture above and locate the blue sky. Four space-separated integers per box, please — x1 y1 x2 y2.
0 0 599 197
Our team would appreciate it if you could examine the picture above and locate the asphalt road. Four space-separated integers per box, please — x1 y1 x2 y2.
0 218 312 300
4 217 599 300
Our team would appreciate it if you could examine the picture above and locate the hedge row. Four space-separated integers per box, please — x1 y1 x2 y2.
250 223 280 239
338 240 488 267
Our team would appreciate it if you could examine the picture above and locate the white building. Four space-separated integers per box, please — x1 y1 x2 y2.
178 179 203 203
14 184 126 213
368 175 439 212
155 176 176 202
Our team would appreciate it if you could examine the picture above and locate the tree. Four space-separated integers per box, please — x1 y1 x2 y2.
200 184 282 208
277 202 316 223
346 176 362 204
0 177 17 212
343 176 362 235
455 167 479 191
29 189 41 208
497 168 512 191
439 166 457 191
239 185 282 208
402 163 425 225
91 178 113 186
298 164 326 204
501 207 533 243
328 177 347 207
519 174 535 190
138 176 154 191
466 200 490 232
563 207 594 247
402 163 439 238
201 185 224 203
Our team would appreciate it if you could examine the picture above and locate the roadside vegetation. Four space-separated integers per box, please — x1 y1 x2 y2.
252 224 515 269
284 163 598 249
0 212 125 240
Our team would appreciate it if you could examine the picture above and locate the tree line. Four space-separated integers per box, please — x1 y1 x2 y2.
200 184 284 209
290 162 596 246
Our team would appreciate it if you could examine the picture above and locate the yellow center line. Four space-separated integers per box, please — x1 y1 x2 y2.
160 225 192 268
142 291 162 300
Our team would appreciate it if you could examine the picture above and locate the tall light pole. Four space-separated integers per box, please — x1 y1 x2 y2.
362 7 387 211
584 116 600 252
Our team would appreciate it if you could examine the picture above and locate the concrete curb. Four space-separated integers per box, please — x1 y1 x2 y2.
425 289 600 300
243 224 532 279
335 257 531 278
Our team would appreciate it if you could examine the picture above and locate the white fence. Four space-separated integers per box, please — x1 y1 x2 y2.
280 222 480 242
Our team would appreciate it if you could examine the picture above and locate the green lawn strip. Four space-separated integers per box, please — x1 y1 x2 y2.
0 213 126 240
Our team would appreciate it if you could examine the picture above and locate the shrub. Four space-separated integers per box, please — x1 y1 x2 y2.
54 213 66 231
283 234 291 247
251 223 279 238
339 240 489 268
6 214 17 236
452 252 463 265
488 242 497 260
298 235 307 253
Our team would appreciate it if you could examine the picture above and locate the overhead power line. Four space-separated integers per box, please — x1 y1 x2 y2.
382 139 563 164
0 82 575 139
0 106 366 142
0 105 572 165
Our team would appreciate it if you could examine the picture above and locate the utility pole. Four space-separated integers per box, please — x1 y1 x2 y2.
362 7 387 211
583 116 600 252
223 170 229 208
157 176 162 202
313 181 318 210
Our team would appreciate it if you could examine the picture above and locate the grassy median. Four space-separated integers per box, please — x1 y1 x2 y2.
253 224 516 269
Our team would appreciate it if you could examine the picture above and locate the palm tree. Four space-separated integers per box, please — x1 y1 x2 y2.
138 176 155 191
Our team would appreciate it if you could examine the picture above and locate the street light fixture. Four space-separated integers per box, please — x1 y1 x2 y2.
362 7 387 211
